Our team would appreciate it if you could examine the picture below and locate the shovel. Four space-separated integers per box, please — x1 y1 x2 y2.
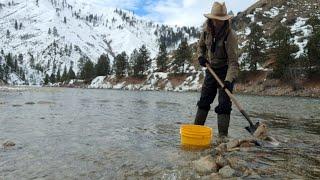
205 63 260 134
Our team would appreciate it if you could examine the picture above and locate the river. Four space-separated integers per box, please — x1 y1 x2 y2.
0 87 319 179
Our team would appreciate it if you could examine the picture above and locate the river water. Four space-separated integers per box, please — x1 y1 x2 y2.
0 87 319 179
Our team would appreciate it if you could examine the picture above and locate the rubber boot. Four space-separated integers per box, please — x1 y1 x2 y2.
217 114 230 137
194 108 209 125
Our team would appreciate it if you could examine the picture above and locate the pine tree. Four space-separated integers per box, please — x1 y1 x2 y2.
64 16 67 23
81 60 95 81
48 28 51 35
56 68 61 82
173 39 192 74
6 30 10 38
156 41 168 72
68 66 76 80
14 59 18 71
306 29 320 76
18 54 23 64
44 74 49 85
114 52 128 78
50 73 56 83
307 15 320 30
0 64 4 80
244 23 266 71
129 49 140 77
15 20 18 30
19 22 22 29
95 54 110 76
61 65 68 82
5 53 14 68
53 26 58 36
139 45 151 74
270 25 299 79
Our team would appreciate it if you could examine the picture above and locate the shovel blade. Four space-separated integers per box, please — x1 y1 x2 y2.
245 122 260 134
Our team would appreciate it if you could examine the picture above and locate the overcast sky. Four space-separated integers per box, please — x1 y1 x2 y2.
96 0 258 26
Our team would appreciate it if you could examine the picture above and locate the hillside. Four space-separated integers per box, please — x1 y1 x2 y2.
0 0 199 85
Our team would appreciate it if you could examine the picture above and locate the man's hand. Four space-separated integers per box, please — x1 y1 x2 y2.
198 56 209 67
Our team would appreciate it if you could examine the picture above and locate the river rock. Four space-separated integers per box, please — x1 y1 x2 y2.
215 155 228 168
239 141 256 148
201 172 222 180
253 123 268 140
25 101 36 105
215 143 227 154
193 155 218 174
218 165 235 178
227 157 248 172
227 139 240 150
3 140 15 147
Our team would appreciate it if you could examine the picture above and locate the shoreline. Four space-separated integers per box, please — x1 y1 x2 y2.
1 84 319 98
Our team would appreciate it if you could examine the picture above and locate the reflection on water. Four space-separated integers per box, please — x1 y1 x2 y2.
0 87 319 179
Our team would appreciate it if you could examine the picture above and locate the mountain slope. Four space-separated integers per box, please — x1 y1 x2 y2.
0 0 199 85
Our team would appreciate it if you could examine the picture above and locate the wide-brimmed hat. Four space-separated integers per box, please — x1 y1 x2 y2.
204 2 233 21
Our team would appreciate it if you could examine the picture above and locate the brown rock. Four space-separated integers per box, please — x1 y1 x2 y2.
227 157 248 172
215 156 228 168
227 139 240 150
253 123 268 139
239 142 255 148
193 155 218 174
215 143 227 154
209 172 222 179
218 165 235 178
3 140 15 147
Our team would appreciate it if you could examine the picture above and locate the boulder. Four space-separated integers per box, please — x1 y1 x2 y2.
193 155 218 174
218 165 235 178
215 143 227 154
3 140 15 147
239 142 256 148
227 157 248 172
253 123 268 140
227 139 240 150
215 155 228 168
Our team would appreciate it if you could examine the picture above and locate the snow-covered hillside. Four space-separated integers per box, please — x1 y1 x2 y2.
0 0 199 85
235 0 320 68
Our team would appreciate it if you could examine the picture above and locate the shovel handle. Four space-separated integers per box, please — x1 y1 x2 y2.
205 63 254 127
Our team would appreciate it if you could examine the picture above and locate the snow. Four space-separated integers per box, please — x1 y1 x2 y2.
0 0 198 86
7 73 25 85
246 14 255 23
290 17 312 58
263 7 280 18
257 21 263 26
280 18 287 23
245 27 251 36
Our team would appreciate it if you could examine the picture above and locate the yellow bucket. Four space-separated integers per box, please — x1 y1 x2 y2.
180 124 213 148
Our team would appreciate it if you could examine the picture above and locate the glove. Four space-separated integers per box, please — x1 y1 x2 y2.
198 56 208 67
221 81 233 92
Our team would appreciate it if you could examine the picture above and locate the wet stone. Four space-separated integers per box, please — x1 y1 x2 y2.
193 155 218 174
3 140 16 147
227 157 248 172
25 101 36 105
215 143 227 154
253 123 268 140
218 165 235 178
227 139 240 150
215 156 228 168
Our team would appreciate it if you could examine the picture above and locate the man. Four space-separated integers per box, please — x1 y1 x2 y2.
194 2 239 138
